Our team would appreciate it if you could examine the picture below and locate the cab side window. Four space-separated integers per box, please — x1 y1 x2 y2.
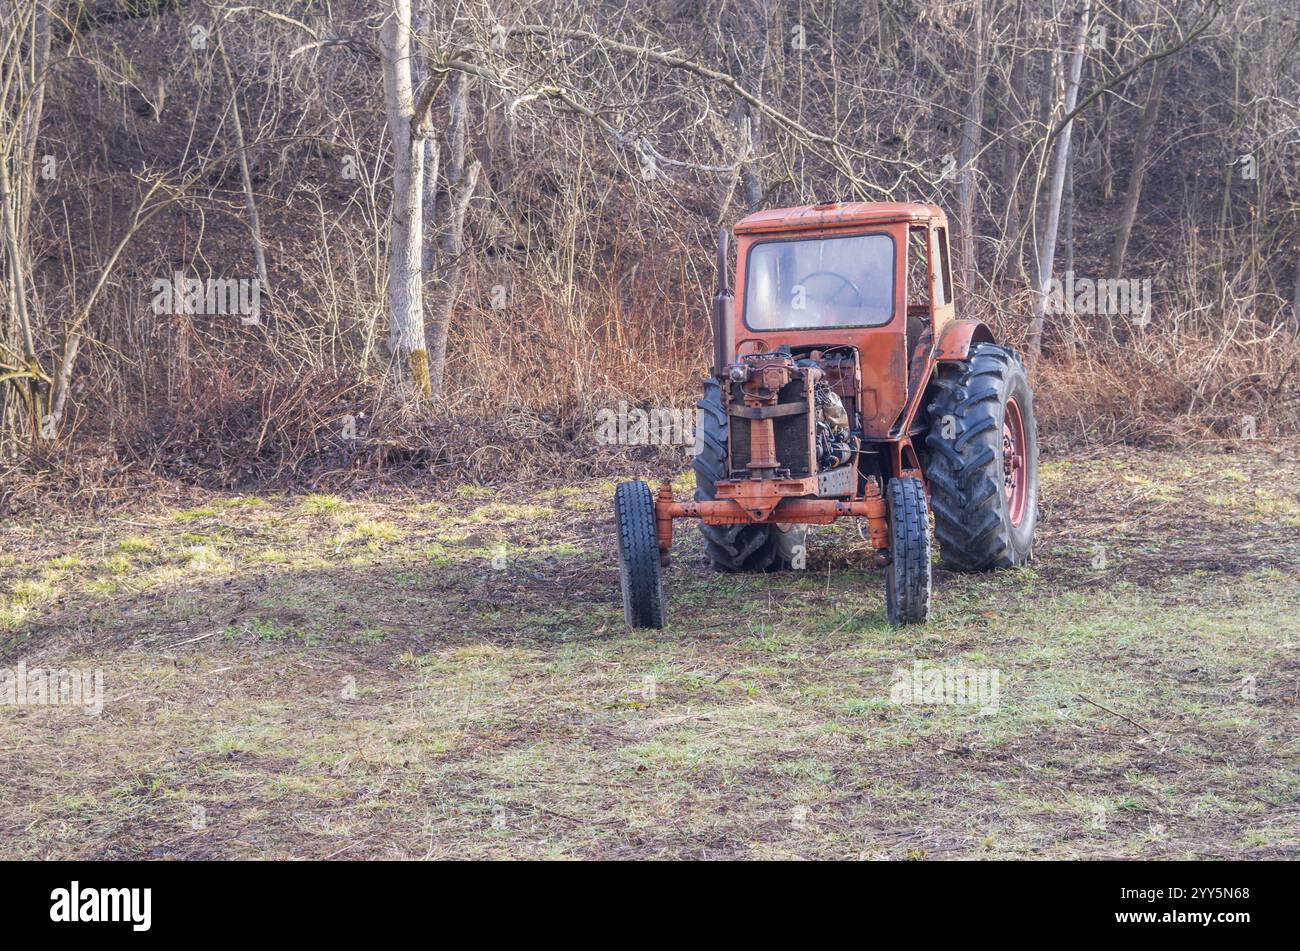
933 227 953 306
908 227 930 311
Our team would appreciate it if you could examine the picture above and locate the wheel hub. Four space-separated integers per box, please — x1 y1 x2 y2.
1002 398 1028 527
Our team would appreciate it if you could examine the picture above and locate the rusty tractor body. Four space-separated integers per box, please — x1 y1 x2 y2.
615 201 1039 628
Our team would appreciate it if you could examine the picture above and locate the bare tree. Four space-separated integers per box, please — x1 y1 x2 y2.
218 29 272 303
425 70 480 396
0 0 53 451
379 0 429 395
1029 0 1092 360
956 0 989 291
1109 58 1170 278
1 0 1291 472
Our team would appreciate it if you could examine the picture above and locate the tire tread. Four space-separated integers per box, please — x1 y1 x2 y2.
615 480 665 628
923 343 1036 572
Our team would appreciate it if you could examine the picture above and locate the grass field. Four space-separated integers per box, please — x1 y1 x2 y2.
1 443 1297 859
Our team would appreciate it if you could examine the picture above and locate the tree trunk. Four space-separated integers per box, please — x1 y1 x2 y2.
1028 0 1091 361
1293 246 1300 328
714 99 763 222
956 0 987 291
218 37 271 313
1 0 52 450
712 1 770 223
426 71 480 397
380 0 429 396
415 0 440 273
1063 145 1075 279
737 0 772 213
18 1 51 244
1030 48 1057 290
739 105 764 211
1096 3 1119 202
1108 59 1169 279
1003 48 1028 269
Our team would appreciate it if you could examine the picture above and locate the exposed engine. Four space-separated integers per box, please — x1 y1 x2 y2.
794 354 856 471
726 347 861 486
808 367 853 470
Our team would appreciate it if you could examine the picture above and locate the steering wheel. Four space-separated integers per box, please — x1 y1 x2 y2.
796 270 864 307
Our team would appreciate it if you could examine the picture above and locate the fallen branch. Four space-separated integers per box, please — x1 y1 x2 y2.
1075 693 1154 734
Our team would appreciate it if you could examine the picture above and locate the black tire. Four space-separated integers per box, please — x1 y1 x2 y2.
923 343 1039 571
614 480 666 629
692 378 806 571
885 476 932 626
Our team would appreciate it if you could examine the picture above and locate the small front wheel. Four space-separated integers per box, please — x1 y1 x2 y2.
614 480 666 629
885 476 932 626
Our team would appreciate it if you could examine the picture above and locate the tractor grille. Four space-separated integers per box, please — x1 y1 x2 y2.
727 377 816 478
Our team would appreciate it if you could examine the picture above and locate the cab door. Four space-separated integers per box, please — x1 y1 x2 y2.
929 224 956 335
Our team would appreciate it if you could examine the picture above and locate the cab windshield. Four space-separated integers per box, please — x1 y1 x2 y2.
743 232 894 330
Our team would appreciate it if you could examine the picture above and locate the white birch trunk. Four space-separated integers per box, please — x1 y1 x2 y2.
380 0 429 396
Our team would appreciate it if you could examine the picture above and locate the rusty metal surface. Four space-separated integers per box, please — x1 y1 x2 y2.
654 482 676 553
714 473 822 520
934 319 996 362
815 466 855 497
654 477 889 550
734 201 946 235
730 214 999 450
733 221 910 439
890 318 998 439
727 353 819 479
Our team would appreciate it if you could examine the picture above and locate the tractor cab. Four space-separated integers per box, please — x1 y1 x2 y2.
727 201 970 441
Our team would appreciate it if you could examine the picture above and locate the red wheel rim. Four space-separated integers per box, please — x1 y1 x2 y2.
1002 398 1028 527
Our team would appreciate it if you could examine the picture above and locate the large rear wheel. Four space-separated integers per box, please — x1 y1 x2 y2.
693 378 806 571
923 343 1038 571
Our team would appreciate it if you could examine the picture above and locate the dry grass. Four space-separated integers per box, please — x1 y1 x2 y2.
1033 325 1300 450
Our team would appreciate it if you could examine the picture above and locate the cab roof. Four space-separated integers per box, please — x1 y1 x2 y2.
734 201 946 235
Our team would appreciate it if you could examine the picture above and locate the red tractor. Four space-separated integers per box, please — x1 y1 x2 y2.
615 202 1038 627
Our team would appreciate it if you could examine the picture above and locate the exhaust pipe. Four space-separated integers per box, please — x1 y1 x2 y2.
712 228 735 379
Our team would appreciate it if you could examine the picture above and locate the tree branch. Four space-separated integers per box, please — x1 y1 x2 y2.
1043 1 1222 150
